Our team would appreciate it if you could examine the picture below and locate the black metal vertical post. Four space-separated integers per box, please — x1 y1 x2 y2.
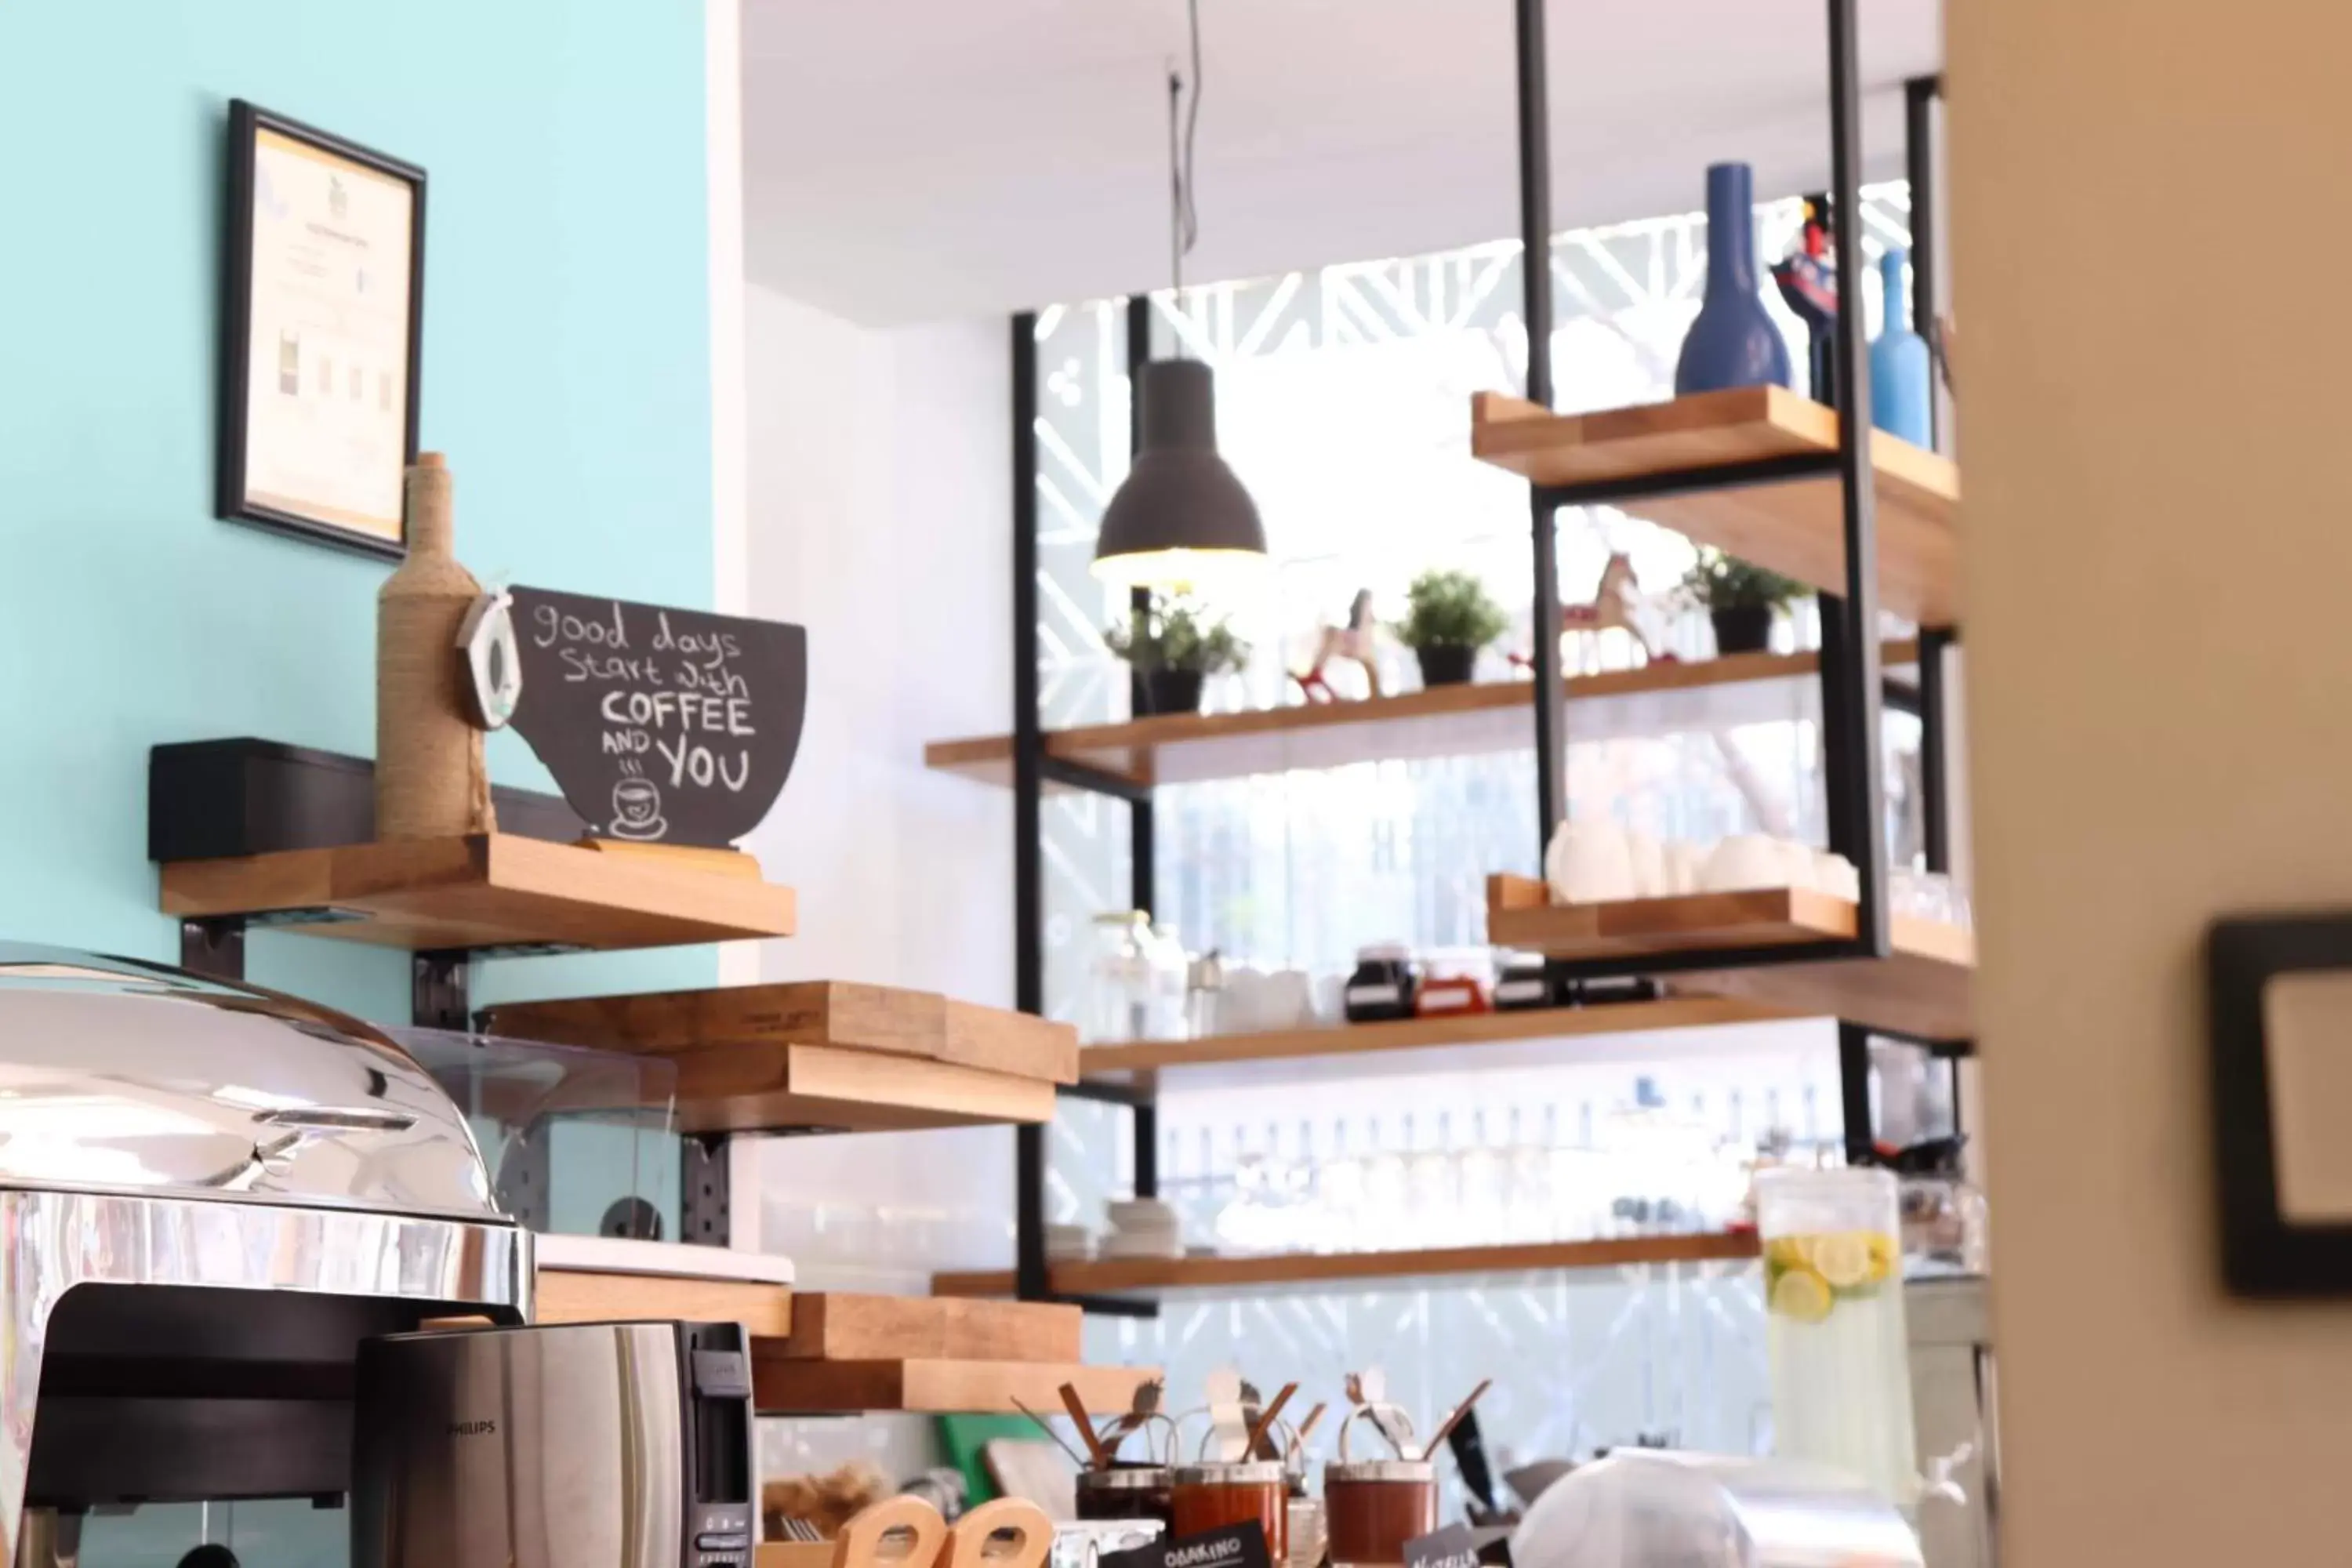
1014 313 1045 1016
1839 1023 1876 1164
1011 311 1051 1303
1820 0 1887 956
1124 295 1158 922
1134 1099 1159 1200
179 917 247 982
1905 76 1957 886
1904 76 1940 449
1014 1122 1050 1301
1918 626 1953 874
412 951 472 1033
1516 0 1566 854
1123 294 1163 1213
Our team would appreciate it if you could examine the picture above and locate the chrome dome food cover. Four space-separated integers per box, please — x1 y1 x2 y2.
0 944 498 1218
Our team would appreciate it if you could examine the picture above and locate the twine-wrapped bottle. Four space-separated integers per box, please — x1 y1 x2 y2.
376 452 495 839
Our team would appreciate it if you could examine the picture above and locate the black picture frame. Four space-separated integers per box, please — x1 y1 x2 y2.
2208 912 2352 1295
216 99 426 561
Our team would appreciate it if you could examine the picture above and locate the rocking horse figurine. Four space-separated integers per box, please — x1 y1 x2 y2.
1294 590 1382 702
1512 552 1678 672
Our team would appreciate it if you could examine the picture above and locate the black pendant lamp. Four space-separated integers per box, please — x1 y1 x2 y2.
1091 0 1266 591
1093 359 1265 589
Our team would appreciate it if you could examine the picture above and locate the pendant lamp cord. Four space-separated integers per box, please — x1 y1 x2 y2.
1167 0 1203 348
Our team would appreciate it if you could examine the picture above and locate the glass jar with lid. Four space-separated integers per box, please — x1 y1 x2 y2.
1143 922 1191 1041
1323 1406 1437 1568
1344 943 1417 1023
1077 1465 1175 1530
1087 913 1153 1044
1172 1461 1290 1561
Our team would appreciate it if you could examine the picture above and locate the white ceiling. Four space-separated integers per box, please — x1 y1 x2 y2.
742 0 1942 326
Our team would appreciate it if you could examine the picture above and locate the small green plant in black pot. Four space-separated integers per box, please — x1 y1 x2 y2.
1394 569 1509 688
1105 593 1248 715
1680 549 1807 655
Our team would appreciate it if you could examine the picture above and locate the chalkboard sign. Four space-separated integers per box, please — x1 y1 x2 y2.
505 586 807 848
1102 1521 1271 1568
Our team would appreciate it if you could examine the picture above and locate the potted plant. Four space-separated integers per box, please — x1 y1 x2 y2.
1681 549 1807 655
1395 569 1509 688
1105 593 1247 715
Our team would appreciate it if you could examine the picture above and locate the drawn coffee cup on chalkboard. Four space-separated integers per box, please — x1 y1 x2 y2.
608 771 668 841
503 585 808 850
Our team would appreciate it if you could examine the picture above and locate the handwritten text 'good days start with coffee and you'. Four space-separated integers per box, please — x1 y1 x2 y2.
506 584 804 848
532 598 754 792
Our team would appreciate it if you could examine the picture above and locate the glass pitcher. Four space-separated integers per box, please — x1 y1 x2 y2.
1757 1166 1918 1509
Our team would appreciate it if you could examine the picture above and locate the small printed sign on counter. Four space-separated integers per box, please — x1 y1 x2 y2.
1101 1521 1271 1568
506 586 808 848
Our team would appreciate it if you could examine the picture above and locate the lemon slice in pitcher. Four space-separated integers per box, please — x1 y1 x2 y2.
1769 1266 1835 1324
1812 1230 1875 1290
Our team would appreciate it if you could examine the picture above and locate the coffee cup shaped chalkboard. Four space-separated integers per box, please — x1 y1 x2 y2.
505 586 807 849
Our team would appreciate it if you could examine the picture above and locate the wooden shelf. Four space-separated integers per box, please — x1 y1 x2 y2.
1485 875 1974 1041
933 1232 1759 1302
158 833 797 952
750 1355 1160 1416
535 1238 795 1335
1472 387 1961 626
1078 995 1802 1087
485 982 1076 1082
775 1294 1081 1363
927 644 1915 791
663 1042 1056 1135
483 981 1074 1136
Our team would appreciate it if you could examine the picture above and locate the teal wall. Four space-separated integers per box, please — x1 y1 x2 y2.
0 6 719 1555
0 0 721 1019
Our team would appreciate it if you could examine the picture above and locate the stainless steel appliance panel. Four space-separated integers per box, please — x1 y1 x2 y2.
353 1323 687 1568
0 1189 528 1562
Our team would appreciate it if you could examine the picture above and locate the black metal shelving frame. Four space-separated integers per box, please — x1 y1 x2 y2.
1008 0 1963 1312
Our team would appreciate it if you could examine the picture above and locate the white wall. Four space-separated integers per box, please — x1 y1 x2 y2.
743 287 1013 1001
739 285 1018 1283
1954 2 2352 1562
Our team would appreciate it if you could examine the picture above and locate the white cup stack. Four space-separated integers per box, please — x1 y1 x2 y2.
1544 821 1862 906
1100 1197 1185 1260
1044 1222 1095 1263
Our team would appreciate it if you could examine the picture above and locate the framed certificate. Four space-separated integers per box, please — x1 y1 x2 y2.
217 100 425 559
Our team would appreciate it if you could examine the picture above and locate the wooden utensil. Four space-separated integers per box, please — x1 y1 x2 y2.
1011 1396 1090 1468
1420 1378 1494 1461
1243 1382 1298 1462
829 1496 948 1568
1059 1381 1112 1469
939 1497 1054 1568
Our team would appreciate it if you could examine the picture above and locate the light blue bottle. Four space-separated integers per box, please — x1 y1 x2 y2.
1869 245 1934 447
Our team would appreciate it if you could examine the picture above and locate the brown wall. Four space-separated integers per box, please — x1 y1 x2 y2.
1951 2 2352 1559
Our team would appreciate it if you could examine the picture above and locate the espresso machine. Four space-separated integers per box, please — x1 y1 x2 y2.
0 945 531 1566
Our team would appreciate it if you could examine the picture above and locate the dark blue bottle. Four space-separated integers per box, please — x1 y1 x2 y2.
1675 162 1793 395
